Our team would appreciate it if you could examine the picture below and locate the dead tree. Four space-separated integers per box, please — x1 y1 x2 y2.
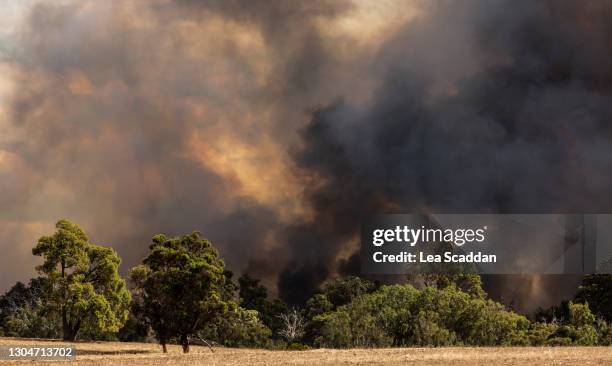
277 308 305 343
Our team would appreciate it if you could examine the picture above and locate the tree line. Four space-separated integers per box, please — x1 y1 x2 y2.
1 219 612 351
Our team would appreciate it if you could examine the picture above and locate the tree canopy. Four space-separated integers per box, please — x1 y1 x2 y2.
131 232 232 353
32 219 131 341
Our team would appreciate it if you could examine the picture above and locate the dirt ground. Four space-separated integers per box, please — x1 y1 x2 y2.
1 337 612 365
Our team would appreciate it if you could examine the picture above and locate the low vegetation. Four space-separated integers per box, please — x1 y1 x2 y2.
2 219 612 352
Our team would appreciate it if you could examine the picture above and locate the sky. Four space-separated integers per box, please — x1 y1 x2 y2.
0 0 419 294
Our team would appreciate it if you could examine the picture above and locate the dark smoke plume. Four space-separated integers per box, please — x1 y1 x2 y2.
2 1 612 312
277 0 612 307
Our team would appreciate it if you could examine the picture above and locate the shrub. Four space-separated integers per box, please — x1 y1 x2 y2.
528 322 559 346
287 343 310 351
596 319 612 345
313 284 529 348
199 307 272 348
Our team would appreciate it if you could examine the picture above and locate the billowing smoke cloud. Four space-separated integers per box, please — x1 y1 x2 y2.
2 0 612 312
0 0 369 295
281 1 612 308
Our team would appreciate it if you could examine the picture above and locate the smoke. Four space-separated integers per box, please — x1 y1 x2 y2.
0 0 374 294
2 0 612 311
278 0 612 307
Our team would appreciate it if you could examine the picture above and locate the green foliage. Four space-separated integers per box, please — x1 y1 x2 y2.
305 294 333 319
567 302 597 345
528 322 559 346
131 232 231 353
313 284 529 348
320 276 378 308
301 276 378 345
458 297 530 346
286 342 311 351
2 307 60 339
117 301 150 342
572 325 598 345
530 302 599 346
314 301 392 347
410 310 457 346
310 282 604 348
238 273 289 338
313 285 411 347
569 301 596 327
239 274 268 310
303 294 334 344
0 278 60 338
11 243 612 351
32 220 131 341
199 307 272 348
406 273 486 299
575 274 612 321
596 319 612 346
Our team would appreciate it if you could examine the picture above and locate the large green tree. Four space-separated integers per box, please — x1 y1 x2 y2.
32 220 131 341
575 274 612 321
131 232 232 353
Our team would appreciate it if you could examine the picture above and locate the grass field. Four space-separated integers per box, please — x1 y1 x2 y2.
1 337 612 365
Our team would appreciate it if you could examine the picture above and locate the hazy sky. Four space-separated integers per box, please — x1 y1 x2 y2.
2 1 612 311
0 0 420 293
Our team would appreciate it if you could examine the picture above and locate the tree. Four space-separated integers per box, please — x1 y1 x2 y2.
0 278 60 338
131 232 232 353
238 273 289 337
321 276 377 308
117 301 150 342
575 274 612 321
32 220 131 341
303 294 334 344
238 274 268 311
277 308 305 344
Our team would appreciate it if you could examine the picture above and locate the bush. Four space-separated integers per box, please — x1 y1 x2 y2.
314 300 392 348
566 302 597 345
528 322 559 346
573 325 598 345
410 310 457 346
596 319 612 345
313 284 529 348
199 307 272 348
287 343 310 351
569 302 596 327
458 297 530 346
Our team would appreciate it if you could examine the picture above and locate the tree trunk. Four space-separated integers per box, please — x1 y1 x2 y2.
180 334 190 353
62 313 69 340
62 317 80 341
62 326 77 341
160 336 168 353
61 261 70 341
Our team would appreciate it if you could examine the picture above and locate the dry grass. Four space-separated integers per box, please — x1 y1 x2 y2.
1 337 612 365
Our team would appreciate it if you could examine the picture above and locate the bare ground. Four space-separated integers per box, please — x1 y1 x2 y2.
1 337 611 366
